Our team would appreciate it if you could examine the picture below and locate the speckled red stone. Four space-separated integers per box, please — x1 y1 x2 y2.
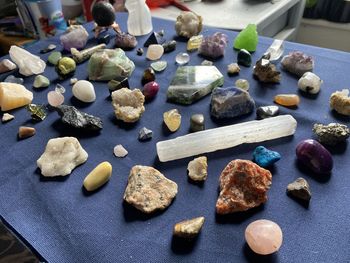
216 159 272 214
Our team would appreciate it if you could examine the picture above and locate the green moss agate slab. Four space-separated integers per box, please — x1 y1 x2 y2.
167 66 224 105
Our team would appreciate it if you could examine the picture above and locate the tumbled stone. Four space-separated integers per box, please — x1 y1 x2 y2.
115 32 138 49
313 123 350 145
60 25 89 51
0 82 33 111
141 68 156 86
4 75 23 84
253 57 281 83
113 144 128 158
210 87 255 119
190 113 205 132
281 51 314 77
274 94 300 107
286 177 311 201
123 165 178 213
138 127 153 141
71 44 106 64
187 35 203 51
56 105 103 131
144 31 166 47
175 11 202 39
150 61 167 72
187 156 207 181
234 24 258 52
237 49 252 67
137 48 144 56
201 60 213 66
253 146 281 168
48 51 62 65
92 2 115 27
216 159 272 214
143 81 160 100
164 109 181 132
245 219 283 255
256 105 279 119
162 40 177 53
227 63 240 75
26 104 47 121
33 75 50 88
146 44 164 61
108 77 129 94
198 32 228 59
0 59 16 73
173 217 205 238
298 72 322 94
40 44 56 54
18 126 36 139
111 88 145 123
2 113 14 123
296 139 333 174
329 89 350 116
55 57 76 79
47 91 64 107
235 79 249 91
37 137 88 177
72 80 96 103
83 162 112 191
175 53 190 65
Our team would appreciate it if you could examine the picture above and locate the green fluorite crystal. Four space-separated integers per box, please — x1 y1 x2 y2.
26 104 47 121
233 24 258 52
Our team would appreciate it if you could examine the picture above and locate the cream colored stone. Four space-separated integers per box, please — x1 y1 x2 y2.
146 44 164 61
2 113 14 123
187 156 207 181
83 162 112 191
163 109 181 132
0 82 33 111
72 80 96 103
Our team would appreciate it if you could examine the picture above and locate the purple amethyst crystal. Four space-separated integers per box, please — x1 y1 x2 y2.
115 32 138 50
198 32 228 59
281 51 314 77
60 25 89 51
296 139 333 174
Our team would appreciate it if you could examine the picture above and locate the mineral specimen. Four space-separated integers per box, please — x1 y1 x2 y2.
4 75 23 84
298 72 322 94
156 115 297 162
210 87 255 119
33 75 50 88
187 35 203 51
137 48 144 56
162 40 177 53
274 94 300 107
175 11 202 39
2 113 14 123
56 105 103 131
253 57 281 83
88 49 135 81
144 31 165 47
123 165 178 213
113 144 128 158
150 61 167 72
18 126 36 139
111 88 145 123
175 53 190 65
138 127 153 141
72 80 96 103
55 57 76 79
9 46 46 76
235 79 249 91
0 82 33 111
190 113 205 132
256 105 279 119
143 81 160 100
265 39 284 62
26 104 47 121
146 44 164 61
173 217 205 238
163 109 181 132
0 59 16 73
286 177 311 201
83 161 112 192
92 1 115 27
60 25 89 51
97 34 110 45
108 77 129 93
296 139 333 174
281 51 314 77
237 49 252 67
227 63 240 75
40 44 56 54
47 91 64 107
253 146 281 167
167 66 224 105
37 137 88 177
245 220 283 255
115 32 138 49
233 24 258 52
216 159 272 214
48 51 62 65
329 89 350 116
141 68 155 87
313 123 350 145
201 60 213 66
187 156 207 181
71 44 106 64
70 78 78 85
198 32 228 59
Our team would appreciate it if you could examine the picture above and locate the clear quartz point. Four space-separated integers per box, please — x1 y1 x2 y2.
266 39 284 62
55 84 66 94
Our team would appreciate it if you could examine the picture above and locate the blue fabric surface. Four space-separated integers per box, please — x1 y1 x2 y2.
1 13 350 263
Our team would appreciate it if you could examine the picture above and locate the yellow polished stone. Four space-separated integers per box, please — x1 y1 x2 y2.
83 161 112 191
274 94 300 107
163 109 181 132
187 35 203 51
0 82 33 111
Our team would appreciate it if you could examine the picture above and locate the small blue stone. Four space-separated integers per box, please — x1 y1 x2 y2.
253 146 281 167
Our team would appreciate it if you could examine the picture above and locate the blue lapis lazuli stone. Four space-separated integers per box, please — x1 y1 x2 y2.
253 146 281 167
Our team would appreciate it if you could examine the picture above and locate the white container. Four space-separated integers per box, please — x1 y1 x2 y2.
125 0 152 36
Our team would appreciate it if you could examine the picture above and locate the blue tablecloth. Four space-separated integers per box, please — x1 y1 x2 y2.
1 13 350 263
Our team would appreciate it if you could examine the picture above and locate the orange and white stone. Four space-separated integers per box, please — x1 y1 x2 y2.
0 82 33 111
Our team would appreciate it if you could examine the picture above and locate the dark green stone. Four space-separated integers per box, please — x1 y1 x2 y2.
141 68 155 86
162 40 177 53
190 114 205 132
26 104 47 121
237 49 252 67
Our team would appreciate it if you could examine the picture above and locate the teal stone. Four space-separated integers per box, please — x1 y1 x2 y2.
253 146 281 167
167 66 224 105
48 51 62 65
237 49 252 67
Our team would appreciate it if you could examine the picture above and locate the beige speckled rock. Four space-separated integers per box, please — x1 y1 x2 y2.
37 137 88 177
173 217 205 238
187 156 207 181
0 82 33 111
124 165 178 213
330 89 350 116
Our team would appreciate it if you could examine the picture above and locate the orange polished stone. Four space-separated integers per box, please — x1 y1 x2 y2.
274 94 300 107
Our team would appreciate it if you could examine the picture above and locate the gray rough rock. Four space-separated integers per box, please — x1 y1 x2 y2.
286 177 311 201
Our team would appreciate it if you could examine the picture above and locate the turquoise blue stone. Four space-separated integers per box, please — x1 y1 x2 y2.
253 146 281 167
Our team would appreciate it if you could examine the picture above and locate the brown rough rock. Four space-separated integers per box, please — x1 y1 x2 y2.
173 217 205 238
216 159 272 214
123 165 178 213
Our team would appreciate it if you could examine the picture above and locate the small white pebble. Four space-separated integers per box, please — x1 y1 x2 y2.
114 144 128 158
70 78 78 85
2 113 15 123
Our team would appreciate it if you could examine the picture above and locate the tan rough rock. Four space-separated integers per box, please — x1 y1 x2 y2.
0 82 33 111
187 156 207 181
173 217 205 238
330 89 350 116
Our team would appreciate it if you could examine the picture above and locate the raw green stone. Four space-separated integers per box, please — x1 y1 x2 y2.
56 57 76 78
233 24 258 52
26 104 47 121
150 61 167 72
48 51 62 65
167 66 224 105
33 75 50 88
237 49 252 67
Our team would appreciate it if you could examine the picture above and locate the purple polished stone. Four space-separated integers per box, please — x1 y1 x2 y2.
198 32 228 59
115 32 138 50
143 81 160 100
296 139 333 174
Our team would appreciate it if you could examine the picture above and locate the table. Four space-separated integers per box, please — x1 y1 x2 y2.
0 13 350 263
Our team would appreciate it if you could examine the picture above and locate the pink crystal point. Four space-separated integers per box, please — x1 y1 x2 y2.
47 91 65 107
245 219 283 255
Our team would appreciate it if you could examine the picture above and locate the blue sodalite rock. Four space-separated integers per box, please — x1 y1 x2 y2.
253 146 281 167
210 86 255 118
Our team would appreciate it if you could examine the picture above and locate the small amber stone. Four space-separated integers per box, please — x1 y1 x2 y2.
163 109 181 132
18 126 36 139
274 94 300 107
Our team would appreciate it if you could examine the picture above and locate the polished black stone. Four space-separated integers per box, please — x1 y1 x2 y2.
237 49 252 67
143 31 166 47
92 2 115 27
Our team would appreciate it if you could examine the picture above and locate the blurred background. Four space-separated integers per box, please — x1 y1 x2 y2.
0 0 348 56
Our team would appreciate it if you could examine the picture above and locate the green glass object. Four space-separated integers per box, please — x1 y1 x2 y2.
48 51 62 65
233 24 258 52
26 104 47 121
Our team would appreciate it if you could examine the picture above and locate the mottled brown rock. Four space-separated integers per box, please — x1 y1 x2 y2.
286 177 311 201
216 159 272 214
123 165 178 213
18 126 36 139
173 217 205 238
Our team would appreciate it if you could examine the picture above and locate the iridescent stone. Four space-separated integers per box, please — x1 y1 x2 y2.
313 123 350 145
163 109 181 132
26 104 47 121
256 105 279 119
235 79 249 91
18 126 36 139
253 56 281 83
138 127 153 141
115 32 138 50
227 63 240 75
71 44 106 64
298 72 322 94
137 48 144 56
329 89 350 116
187 156 207 181
144 31 165 47
187 35 203 52
281 51 314 77
234 24 258 52
245 220 283 255
173 217 205 238
274 94 300 107
210 87 255 119
201 60 213 66
40 44 56 54
0 83 33 111
296 139 333 174
143 81 160 100
253 146 281 167
198 32 228 59
60 25 89 51
237 49 252 67
146 44 164 61
72 80 96 103
141 68 156 86
55 57 76 79
83 162 112 191
108 77 129 94
162 40 177 53
0 59 16 73
175 11 203 38
175 53 190 65
33 75 50 88
47 91 64 107
48 51 62 65
286 177 311 201
113 144 128 158
4 75 23 84
167 66 224 105
150 61 167 72
2 113 14 123
190 113 205 132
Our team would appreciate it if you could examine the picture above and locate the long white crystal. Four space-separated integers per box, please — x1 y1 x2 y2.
157 115 297 162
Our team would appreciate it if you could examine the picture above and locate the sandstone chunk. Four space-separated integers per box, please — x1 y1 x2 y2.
173 217 205 238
